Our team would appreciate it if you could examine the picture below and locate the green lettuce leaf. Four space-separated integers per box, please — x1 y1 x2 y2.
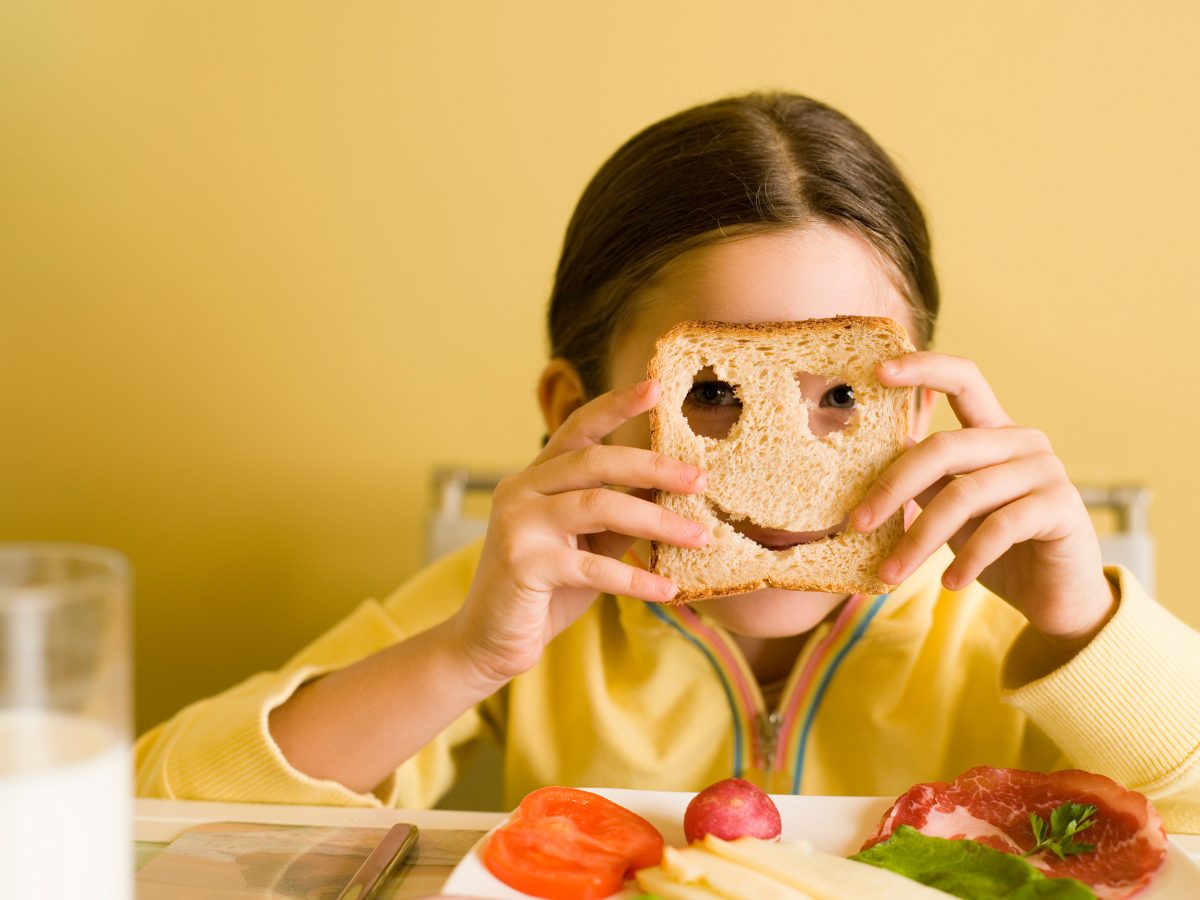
850 825 1096 899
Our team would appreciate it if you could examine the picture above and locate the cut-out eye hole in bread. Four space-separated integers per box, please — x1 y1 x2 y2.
648 317 914 600
682 369 857 440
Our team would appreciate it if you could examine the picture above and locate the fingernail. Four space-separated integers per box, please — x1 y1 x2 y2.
879 559 899 582
878 360 897 376
636 379 654 397
853 506 872 530
942 571 959 590
658 580 678 600
682 465 703 485
685 521 706 539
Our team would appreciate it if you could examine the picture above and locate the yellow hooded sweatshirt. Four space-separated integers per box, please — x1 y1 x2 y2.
135 542 1200 833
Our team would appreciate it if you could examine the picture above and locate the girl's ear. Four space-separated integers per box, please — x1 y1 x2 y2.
538 358 587 435
908 386 937 442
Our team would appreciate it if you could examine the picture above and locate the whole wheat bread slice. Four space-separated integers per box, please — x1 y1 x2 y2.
648 317 914 600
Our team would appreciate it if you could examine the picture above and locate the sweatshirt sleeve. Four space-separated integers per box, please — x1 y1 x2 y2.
135 543 490 809
1001 566 1200 834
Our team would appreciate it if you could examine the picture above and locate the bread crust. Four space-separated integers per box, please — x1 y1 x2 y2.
647 316 913 601
654 316 908 340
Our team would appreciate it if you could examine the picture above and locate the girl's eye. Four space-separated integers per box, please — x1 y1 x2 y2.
821 384 855 409
686 381 741 408
682 377 742 439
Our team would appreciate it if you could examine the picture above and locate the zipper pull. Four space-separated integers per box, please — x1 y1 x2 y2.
757 710 783 772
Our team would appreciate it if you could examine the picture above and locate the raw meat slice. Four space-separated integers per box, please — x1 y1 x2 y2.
862 767 1168 900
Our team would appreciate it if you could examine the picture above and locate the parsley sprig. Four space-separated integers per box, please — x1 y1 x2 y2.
1024 802 1098 861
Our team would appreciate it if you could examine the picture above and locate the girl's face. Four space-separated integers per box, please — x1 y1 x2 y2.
606 223 921 638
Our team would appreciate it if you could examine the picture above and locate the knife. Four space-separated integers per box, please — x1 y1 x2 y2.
335 822 419 900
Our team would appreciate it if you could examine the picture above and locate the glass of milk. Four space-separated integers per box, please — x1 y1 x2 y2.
0 543 132 899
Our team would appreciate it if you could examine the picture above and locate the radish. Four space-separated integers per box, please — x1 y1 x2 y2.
683 777 782 843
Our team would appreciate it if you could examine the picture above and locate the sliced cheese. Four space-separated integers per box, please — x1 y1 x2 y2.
635 865 727 899
658 845 815 900
702 836 953 899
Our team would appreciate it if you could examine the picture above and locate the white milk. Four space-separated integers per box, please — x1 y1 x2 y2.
0 710 132 898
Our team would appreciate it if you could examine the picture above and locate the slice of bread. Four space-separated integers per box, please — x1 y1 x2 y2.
648 317 914 600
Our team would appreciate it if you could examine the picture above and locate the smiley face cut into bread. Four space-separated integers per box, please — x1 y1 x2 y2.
648 317 914 600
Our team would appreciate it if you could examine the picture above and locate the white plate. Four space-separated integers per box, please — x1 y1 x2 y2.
441 789 1200 899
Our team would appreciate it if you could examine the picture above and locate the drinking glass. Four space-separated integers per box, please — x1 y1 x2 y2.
0 543 132 898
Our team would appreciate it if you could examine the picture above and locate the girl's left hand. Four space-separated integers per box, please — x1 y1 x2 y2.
852 351 1117 645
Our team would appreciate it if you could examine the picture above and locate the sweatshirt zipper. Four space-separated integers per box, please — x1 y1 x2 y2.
645 590 886 792
757 709 784 773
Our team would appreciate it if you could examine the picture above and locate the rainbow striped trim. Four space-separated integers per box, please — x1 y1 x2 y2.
645 593 886 792
778 593 887 792
645 602 764 772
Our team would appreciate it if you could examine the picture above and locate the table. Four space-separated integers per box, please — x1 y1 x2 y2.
135 798 505 899
135 798 1200 898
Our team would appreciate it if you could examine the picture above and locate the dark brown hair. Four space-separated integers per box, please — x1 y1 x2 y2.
548 92 938 397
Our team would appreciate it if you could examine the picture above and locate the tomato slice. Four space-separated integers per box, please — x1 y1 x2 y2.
483 787 666 900
484 816 626 900
517 787 665 873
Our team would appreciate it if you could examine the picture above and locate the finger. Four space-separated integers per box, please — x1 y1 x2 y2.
556 548 679 602
877 456 1061 584
537 379 660 463
527 444 705 497
853 427 1053 532
541 489 710 548
940 493 1067 590
899 435 955 510
877 352 1012 429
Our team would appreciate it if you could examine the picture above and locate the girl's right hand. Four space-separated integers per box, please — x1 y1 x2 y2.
451 379 710 687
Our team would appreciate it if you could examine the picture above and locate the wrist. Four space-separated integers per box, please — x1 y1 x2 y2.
438 612 515 697
1029 572 1119 672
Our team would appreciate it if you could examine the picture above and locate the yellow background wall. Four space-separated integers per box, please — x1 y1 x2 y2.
3 2 1197 735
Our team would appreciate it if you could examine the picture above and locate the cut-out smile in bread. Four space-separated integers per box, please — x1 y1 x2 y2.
707 499 848 551
648 317 914 601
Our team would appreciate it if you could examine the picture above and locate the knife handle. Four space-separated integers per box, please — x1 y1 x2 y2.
336 822 419 900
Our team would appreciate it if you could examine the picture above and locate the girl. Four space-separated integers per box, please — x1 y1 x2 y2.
136 93 1200 832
